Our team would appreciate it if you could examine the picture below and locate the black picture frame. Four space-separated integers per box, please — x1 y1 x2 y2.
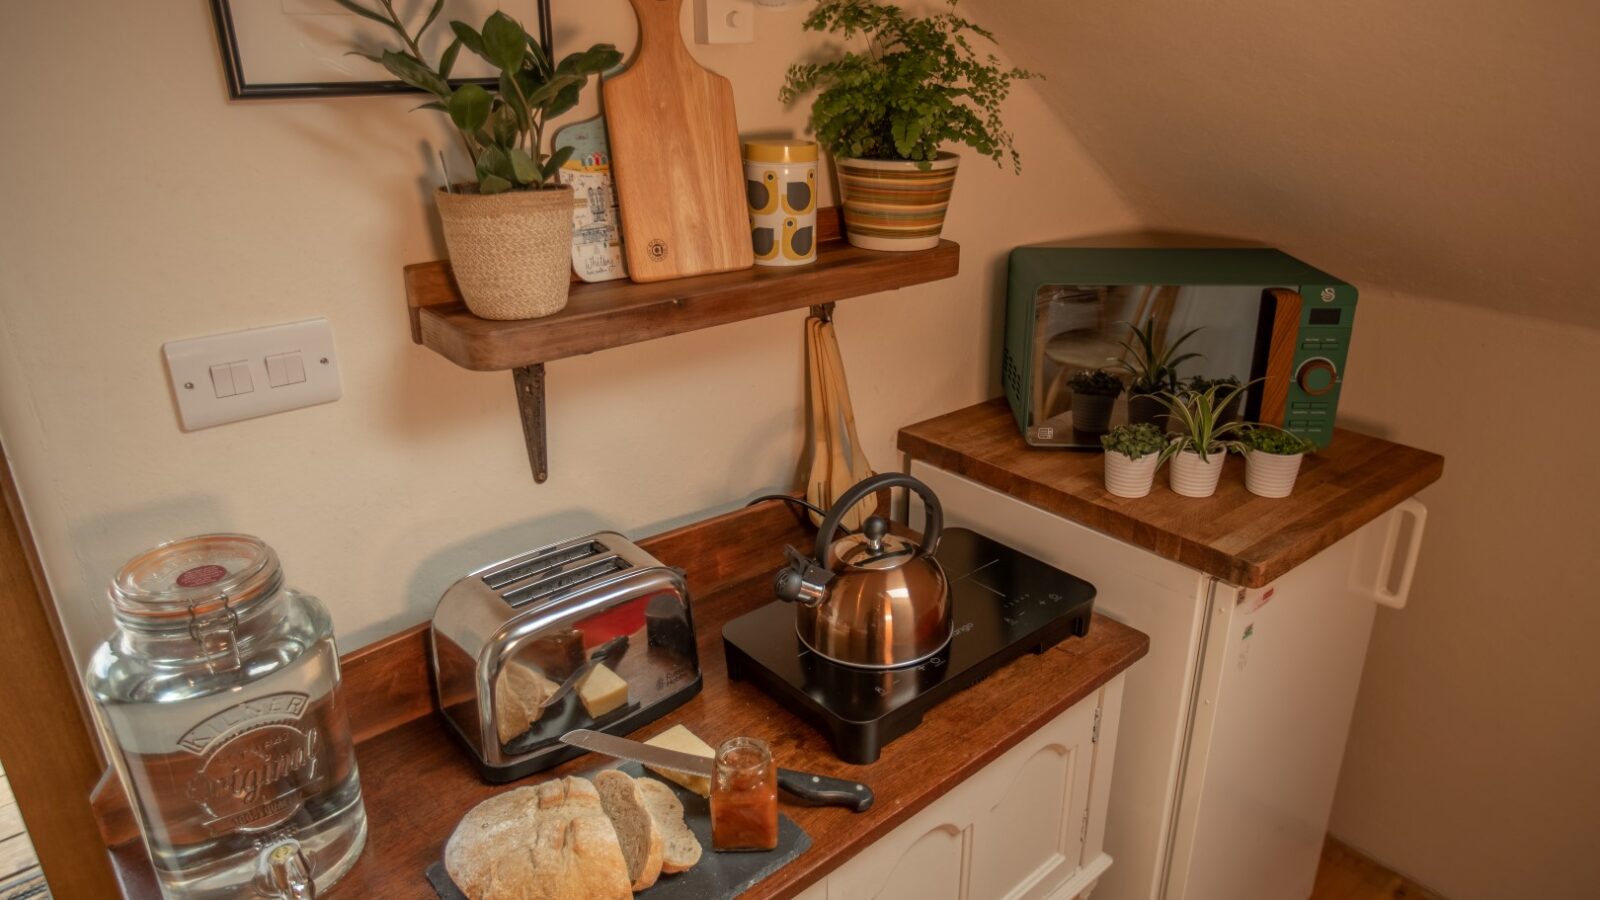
209 0 554 100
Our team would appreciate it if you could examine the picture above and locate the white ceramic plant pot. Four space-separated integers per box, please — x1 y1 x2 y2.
1104 452 1160 498
1244 449 1305 498
1169 449 1226 498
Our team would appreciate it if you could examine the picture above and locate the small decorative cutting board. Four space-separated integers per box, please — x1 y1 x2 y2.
425 762 811 899
554 114 627 283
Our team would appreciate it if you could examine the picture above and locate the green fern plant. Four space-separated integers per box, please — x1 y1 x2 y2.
1240 426 1315 456
1117 320 1203 395
778 0 1037 170
1100 423 1172 461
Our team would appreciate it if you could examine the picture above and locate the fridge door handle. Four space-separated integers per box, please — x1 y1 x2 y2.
1351 498 1428 609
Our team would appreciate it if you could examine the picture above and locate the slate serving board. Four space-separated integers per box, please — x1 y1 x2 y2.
426 762 811 899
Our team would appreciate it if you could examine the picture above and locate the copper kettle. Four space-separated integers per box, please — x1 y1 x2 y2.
774 473 952 669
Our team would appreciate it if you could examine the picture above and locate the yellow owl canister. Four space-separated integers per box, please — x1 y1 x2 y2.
744 140 817 267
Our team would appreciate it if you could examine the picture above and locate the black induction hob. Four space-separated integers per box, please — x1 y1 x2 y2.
722 527 1096 764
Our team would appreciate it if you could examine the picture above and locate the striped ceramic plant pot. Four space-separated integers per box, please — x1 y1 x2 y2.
1104 452 1159 498
1169 449 1226 498
836 152 960 251
1244 449 1305 498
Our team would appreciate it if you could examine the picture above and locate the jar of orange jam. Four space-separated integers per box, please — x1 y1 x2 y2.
709 737 779 852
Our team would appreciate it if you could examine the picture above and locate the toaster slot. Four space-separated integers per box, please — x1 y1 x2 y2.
483 540 607 591
502 555 629 608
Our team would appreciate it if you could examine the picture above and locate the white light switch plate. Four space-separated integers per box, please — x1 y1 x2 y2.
164 318 341 431
696 0 754 44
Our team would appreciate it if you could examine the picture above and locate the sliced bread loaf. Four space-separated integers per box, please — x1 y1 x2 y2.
493 660 557 744
636 777 703 873
445 777 631 900
593 769 665 891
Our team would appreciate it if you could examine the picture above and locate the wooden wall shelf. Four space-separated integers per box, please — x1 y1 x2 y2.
402 207 961 481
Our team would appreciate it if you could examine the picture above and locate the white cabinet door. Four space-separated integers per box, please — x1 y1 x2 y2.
825 681 1116 900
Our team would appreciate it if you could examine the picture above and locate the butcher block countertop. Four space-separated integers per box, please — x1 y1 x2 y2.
94 498 1148 900
898 399 1445 588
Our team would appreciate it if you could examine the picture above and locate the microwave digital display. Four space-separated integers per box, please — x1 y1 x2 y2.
1309 308 1342 325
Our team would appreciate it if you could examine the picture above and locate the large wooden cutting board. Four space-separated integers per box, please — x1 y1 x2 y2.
603 0 753 282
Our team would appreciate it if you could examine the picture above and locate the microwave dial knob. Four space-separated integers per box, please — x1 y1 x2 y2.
1296 357 1338 395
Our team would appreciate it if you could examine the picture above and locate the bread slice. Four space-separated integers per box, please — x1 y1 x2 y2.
593 770 665 891
493 660 557 744
636 777 703 873
445 777 631 900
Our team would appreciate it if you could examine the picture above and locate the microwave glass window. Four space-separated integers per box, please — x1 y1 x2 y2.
1309 308 1342 325
1030 283 1265 444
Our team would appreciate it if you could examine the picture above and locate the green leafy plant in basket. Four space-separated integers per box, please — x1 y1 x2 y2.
337 1 621 193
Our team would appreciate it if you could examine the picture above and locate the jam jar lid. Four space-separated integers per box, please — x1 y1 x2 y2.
110 533 282 624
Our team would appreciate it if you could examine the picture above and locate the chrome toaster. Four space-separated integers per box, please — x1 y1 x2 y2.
431 532 701 782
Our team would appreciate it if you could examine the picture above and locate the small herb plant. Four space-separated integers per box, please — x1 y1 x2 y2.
1101 423 1171 461
1186 374 1240 394
1068 369 1124 397
1118 320 1203 395
1159 382 1255 462
778 0 1037 170
337 1 620 193
1241 427 1315 456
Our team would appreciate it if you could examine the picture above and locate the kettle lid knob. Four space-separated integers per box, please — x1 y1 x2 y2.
862 516 889 550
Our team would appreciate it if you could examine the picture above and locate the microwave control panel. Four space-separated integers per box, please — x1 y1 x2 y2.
1280 284 1356 447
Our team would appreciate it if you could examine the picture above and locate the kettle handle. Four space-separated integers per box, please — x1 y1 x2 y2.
813 473 944 564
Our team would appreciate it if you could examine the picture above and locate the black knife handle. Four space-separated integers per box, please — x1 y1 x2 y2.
776 768 874 813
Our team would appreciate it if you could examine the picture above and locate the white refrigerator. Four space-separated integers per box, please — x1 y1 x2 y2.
908 462 1427 900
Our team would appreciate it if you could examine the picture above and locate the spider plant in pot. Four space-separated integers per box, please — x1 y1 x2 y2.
779 0 1037 251
1159 381 1252 498
1239 426 1316 498
1100 423 1173 499
1116 320 1203 430
339 2 620 320
1185 374 1243 423
1067 369 1124 435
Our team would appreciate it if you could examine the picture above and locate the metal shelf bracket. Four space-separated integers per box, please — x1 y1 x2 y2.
512 364 549 483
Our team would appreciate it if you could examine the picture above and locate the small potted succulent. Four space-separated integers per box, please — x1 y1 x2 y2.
779 0 1036 251
339 3 620 320
1117 320 1203 430
1067 369 1124 434
1239 427 1315 498
1100 423 1172 499
1159 381 1251 498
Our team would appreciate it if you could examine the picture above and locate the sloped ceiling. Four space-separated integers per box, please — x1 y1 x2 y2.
970 0 1600 327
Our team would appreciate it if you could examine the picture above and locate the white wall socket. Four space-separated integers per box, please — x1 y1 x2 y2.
163 318 341 431
696 0 754 44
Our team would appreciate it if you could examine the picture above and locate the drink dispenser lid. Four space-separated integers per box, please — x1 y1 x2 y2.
110 533 281 627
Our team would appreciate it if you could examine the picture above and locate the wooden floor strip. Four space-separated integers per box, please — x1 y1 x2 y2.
1312 836 1446 900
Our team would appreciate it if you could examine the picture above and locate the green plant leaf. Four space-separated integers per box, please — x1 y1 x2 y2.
448 83 491 132
418 0 447 39
482 11 527 71
475 144 513 182
412 100 447 112
545 81 582 119
478 173 513 194
490 103 520 147
439 38 462 80
329 0 393 28
507 148 540 184
380 49 449 98
450 21 487 60
541 145 575 180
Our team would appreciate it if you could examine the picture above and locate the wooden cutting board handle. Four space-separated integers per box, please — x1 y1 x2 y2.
626 0 688 61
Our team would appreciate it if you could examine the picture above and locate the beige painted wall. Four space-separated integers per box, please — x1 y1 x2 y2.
0 1 1135 664
1331 292 1600 899
968 1 1600 896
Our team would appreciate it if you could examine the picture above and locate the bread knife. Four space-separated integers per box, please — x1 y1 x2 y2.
560 729 874 813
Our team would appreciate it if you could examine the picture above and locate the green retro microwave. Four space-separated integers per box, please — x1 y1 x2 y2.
1001 245 1356 449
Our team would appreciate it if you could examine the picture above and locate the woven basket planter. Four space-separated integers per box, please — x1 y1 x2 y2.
436 185 573 321
836 152 959 251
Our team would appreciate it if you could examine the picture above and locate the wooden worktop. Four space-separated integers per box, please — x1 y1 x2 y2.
97 499 1148 899
898 399 1444 588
